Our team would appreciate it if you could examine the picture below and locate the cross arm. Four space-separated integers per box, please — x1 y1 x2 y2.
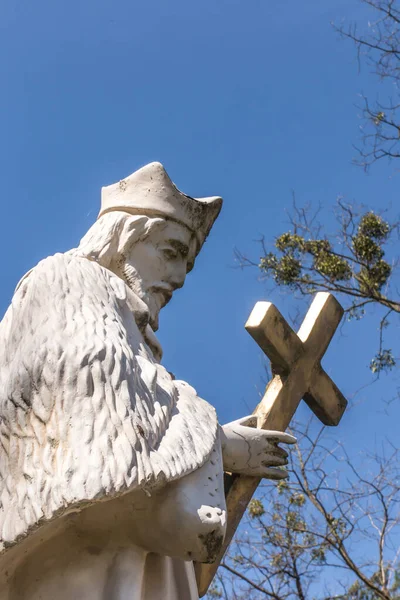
244 301 303 374
304 367 347 426
298 292 344 357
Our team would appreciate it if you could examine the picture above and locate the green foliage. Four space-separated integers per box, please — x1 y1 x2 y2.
358 212 390 241
261 231 354 288
254 205 398 374
357 260 392 294
353 234 384 263
259 251 302 289
289 493 306 507
260 211 393 294
311 544 327 565
248 498 265 518
314 251 352 281
275 232 306 252
370 349 396 373
325 513 348 536
374 111 385 126
277 479 289 494
303 239 331 255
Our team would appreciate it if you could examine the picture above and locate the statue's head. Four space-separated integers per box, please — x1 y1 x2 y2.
76 162 222 330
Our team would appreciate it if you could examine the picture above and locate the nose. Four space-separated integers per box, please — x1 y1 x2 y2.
167 260 187 290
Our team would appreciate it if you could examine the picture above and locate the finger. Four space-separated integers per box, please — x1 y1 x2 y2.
263 445 288 459
263 430 296 445
260 467 289 480
262 455 288 468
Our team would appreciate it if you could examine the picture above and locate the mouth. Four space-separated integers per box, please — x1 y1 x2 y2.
152 285 173 307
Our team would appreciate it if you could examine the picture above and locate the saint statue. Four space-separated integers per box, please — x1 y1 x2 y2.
0 162 294 599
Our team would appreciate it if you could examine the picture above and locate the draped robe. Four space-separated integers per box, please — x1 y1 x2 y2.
0 253 226 599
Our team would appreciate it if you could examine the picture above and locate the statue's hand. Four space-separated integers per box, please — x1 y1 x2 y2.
220 416 296 480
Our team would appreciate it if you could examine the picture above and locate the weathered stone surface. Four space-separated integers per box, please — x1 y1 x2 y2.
0 162 294 599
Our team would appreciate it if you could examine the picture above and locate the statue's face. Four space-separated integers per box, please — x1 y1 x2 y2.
120 220 192 330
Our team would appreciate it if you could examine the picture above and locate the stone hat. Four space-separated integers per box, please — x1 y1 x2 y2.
98 162 223 253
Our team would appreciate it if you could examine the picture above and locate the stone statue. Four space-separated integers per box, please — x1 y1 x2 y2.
0 162 294 600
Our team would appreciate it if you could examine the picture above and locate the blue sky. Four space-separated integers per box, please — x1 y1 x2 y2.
0 0 399 583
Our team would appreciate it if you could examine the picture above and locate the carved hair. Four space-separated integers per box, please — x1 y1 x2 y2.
75 211 197 270
75 212 164 269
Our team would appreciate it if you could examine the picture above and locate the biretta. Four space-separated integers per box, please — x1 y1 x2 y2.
99 162 223 255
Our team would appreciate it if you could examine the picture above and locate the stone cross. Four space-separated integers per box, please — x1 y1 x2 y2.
196 292 348 596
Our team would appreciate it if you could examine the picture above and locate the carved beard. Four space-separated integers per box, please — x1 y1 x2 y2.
121 261 161 331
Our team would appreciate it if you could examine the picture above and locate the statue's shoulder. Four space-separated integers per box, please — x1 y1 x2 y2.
16 252 93 282
9 252 135 339
15 253 111 296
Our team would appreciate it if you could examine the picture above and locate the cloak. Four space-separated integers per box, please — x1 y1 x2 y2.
0 252 218 546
